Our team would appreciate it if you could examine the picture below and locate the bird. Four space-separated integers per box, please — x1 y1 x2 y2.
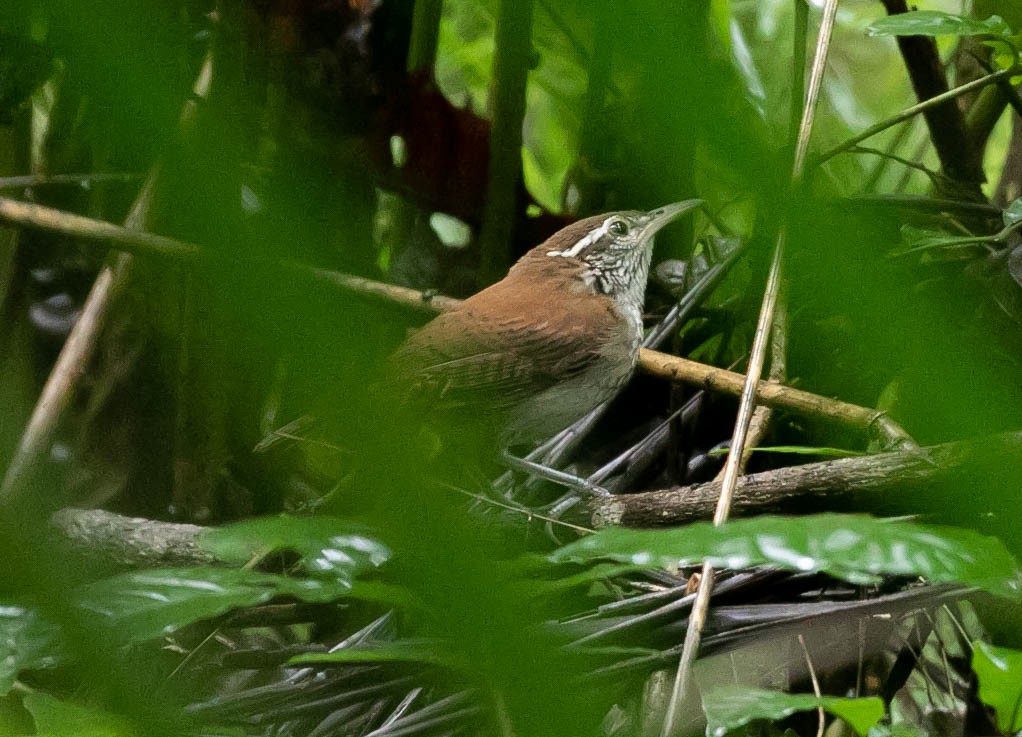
390 201 700 451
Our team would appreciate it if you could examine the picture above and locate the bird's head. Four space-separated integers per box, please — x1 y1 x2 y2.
536 201 700 306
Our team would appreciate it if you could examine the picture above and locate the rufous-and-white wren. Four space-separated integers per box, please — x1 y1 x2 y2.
393 201 697 446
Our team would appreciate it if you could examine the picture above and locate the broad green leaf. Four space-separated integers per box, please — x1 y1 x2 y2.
436 1 494 112
726 16 766 113
1003 198 1022 227
709 0 731 54
867 12 1010 38
550 514 1022 599
522 144 562 214
199 515 390 583
522 87 577 213
0 606 61 695
76 568 350 643
703 686 884 736
24 692 138 737
972 640 1022 732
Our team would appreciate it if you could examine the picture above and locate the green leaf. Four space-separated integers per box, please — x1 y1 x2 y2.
709 0 731 54
75 568 350 643
703 686 884 736
550 514 1022 599
198 515 390 583
972 640 1022 732
24 692 139 737
0 606 61 695
1003 198 1022 228
867 12 1010 38
436 1 494 112
522 144 562 214
983 36 1022 72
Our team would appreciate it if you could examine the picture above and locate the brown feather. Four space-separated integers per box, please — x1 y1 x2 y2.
392 246 632 441
388 204 692 443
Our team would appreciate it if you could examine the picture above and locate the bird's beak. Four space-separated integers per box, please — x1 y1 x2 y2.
639 199 703 241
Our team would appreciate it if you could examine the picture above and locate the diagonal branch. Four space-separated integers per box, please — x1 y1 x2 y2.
0 56 213 508
0 194 912 450
590 430 1022 528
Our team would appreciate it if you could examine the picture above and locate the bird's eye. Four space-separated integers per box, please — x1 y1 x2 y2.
608 219 629 237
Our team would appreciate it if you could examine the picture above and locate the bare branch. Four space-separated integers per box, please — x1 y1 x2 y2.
589 430 1022 528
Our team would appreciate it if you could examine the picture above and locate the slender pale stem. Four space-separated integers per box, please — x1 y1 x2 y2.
0 55 213 507
660 1 841 734
814 68 1014 168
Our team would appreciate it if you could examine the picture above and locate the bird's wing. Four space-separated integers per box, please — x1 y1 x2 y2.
391 304 620 413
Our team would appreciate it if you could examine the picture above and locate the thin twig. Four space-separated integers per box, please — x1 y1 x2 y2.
0 194 913 447
863 110 918 192
814 68 1014 168
639 350 913 450
879 0 984 188
798 634 826 737
891 214 1022 256
0 55 213 507
850 145 942 185
440 481 594 534
894 134 933 194
727 295 787 475
0 244 131 505
660 3 840 734
0 195 201 259
588 428 1022 528
0 172 143 190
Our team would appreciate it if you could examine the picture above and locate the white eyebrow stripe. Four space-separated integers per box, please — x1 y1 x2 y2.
546 216 614 258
